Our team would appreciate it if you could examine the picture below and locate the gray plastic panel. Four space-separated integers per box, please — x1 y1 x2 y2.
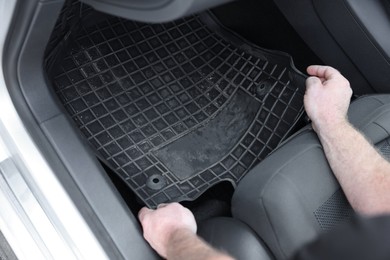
81 0 233 22
313 0 390 93
272 0 374 95
8 0 158 259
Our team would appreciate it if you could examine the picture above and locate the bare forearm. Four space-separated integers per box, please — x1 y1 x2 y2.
303 65 390 215
317 120 390 215
167 229 234 260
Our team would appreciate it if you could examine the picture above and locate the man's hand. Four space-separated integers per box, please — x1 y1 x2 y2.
304 65 352 132
138 202 197 258
304 65 390 215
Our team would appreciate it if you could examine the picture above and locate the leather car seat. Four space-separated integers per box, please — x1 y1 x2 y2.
231 95 390 259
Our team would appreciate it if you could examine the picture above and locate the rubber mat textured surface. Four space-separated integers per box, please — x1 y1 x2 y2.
50 13 305 207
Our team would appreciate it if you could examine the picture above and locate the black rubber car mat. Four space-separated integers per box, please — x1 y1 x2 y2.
50 12 306 207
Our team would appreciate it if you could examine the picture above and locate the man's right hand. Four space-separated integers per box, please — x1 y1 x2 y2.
304 65 353 133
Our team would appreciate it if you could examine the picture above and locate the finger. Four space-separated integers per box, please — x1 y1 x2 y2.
138 207 153 222
307 65 341 80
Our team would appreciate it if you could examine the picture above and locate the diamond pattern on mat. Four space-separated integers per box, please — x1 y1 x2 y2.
51 13 304 207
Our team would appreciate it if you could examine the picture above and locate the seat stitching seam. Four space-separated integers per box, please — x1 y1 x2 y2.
259 146 326 258
258 142 322 199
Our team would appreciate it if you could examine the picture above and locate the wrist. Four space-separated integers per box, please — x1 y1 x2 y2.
167 228 234 260
165 228 195 254
312 115 349 134
168 227 194 242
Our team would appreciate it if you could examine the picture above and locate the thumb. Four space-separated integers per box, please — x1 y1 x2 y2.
138 207 153 222
306 76 322 89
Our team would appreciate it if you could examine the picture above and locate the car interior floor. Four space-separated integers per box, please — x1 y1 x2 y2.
44 0 322 220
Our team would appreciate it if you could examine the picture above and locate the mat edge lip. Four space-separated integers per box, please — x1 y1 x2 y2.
151 179 237 208
200 11 308 80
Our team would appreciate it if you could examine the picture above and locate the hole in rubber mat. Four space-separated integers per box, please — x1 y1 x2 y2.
49 10 306 207
254 79 274 98
154 89 260 180
146 174 166 190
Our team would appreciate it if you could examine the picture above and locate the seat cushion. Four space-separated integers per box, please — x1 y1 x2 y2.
198 217 273 260
232 94 390 259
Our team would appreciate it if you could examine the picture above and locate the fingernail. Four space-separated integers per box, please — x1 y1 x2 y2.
157 203 168 209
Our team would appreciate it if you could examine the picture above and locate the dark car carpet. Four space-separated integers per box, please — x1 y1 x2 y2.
50 12 306 207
